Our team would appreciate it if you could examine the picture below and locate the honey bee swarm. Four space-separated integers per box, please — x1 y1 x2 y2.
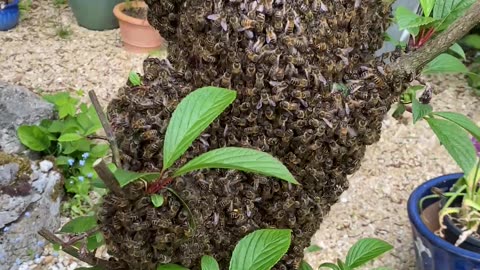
104 0 405 269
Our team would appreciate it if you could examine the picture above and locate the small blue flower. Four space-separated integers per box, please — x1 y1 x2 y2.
24 211 31 218
79 160 85 167
68 159 75 166
14 237 21 244
52 251 59 257
78 176 85 182
3 226 9 233
37 240 45 248
15 258 21 265
87 173 93 179
81 152 89 159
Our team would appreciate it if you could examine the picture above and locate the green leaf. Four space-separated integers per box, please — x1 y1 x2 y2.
86 232 104 251
345 238 393 268
412 98 433 124
48 120 65 133
174 147 298 184
305 244 322 253
401 85 425 104
422 53 468 74
420 0 435 17
59 216 97 233
463 34 480 49
299 261 314 270
90 144 110 158
151 194 164 208
112 168 160 187
337 259 348 270
433 112 480 141
17 125 51 151
426 117 477 173
55 156 70 166
433 0 462 18
449 43 466 60
392 103 406 118
201 255 220 270
434 0 476 31
395 7 436 32
58 133 83 142
319 263 340 270
129 71 142 86
229 229 291 270
157 264 189 270
163 87 236 170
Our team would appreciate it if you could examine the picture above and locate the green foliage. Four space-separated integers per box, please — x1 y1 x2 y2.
412 98 433 124
433 0 476 31
173 147 298 184
422 53 468 74
299 261 314 270
304 244 323 253
19 0 32 19
53 0 67 7
318 238 393 270
59 216 97 233
128 71 142 86
395 6 436 35
229 229 291 270
17 91 108 217
201 256 220 270
113 168 160 187
463 34 480 49
56 25 72 39
448 43 466 60
420 0 435 17
151 194 164 208
157 264 190 270
163 87 236 170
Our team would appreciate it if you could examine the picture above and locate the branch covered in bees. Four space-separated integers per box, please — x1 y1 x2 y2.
389 1 480 79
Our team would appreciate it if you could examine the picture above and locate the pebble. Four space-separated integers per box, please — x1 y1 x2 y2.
39 160 53 173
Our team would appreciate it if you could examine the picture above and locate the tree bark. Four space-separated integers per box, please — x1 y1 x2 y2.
390 1 480 78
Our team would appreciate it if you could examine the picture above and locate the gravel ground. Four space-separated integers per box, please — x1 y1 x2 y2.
1 1 479 269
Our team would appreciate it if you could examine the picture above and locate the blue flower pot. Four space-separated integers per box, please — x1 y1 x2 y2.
0 0 19 31
408 173 480 270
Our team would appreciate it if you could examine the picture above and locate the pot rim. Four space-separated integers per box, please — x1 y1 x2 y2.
3 0 19 8
113 1 150 27
407 173 480 260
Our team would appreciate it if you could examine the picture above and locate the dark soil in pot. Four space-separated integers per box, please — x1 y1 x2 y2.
123 6 147 20
439 196 480 253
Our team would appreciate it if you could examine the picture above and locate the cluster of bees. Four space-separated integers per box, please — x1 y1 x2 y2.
103 0 403 269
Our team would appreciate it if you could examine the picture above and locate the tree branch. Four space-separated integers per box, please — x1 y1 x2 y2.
93 159 125 197
88 90 122 168
390 1 480 78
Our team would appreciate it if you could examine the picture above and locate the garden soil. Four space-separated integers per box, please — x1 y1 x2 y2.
0 1 479 269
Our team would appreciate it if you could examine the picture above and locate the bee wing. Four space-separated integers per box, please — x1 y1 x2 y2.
207 14 221 20
221 18 228 31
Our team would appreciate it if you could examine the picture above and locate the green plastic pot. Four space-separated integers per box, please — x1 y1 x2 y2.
69 0 124 31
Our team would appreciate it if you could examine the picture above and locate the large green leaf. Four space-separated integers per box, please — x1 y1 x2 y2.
163 87 236 170
463 34 480 49
319 263 340 270
434 0 476 30
426 117 477 173
17 125 51 151
420 0 435 17
229 229 291 270
422 53 468 74
449 43 466 60
395 7 436 32
412 98 433 124
58 133 83 142
86 232 104 251
201 255 220 270
432 112 480 140
113 168 160 187
59 216 97 233
129 71 142 86
345 238 393 268
157 264 189 270
433 0 462 18
174 147 298 184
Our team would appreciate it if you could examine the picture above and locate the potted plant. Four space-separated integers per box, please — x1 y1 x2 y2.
69 0 124 31
0 0 19 31
113 0 164 53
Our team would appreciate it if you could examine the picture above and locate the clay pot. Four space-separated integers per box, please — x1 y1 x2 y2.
113 1 164 53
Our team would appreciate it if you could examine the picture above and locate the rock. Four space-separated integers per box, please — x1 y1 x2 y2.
38 161 53 173
0 163 19 186
0 82 54 155
0 159 62 270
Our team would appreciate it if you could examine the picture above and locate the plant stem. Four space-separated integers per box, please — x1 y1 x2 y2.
38 228 118 269
390 1 480 78
63 227 100 246
88 90 122 168
93 159 124 197
87 135 109 141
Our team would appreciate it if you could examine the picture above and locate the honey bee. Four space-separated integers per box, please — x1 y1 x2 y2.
285 12 295 35
201 51 216 63
207 13 228 31
295 110 305 119
264 107 275 120
246 112 257 122
289 78 309 88
239 14 256 31
240 102 251 112
232 60 242 75
255 12 265 32
245 126 260 135
272 92 286 103
105 195 129 208
140 129 158 141
257 89 276 109
232 116 247 126
265 25 277 44
287 55 306 66
132 118 150 129
220 72 232 88
255 71 265 89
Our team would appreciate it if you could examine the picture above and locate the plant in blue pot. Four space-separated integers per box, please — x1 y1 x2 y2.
0 0 19 31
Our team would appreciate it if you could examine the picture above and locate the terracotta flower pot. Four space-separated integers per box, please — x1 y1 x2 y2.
113 1 164 53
